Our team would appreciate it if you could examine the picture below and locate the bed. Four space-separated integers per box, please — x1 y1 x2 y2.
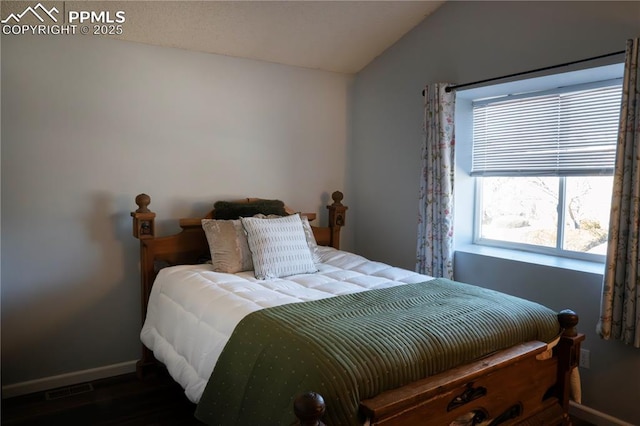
131 191 584 426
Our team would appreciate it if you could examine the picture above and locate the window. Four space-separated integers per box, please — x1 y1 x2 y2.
471 79 622 261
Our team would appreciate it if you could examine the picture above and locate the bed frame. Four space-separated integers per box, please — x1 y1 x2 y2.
131 191 584 426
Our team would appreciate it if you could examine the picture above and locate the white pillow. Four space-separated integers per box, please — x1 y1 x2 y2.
241 214 318 279
201 219 253 273
253 213 321 263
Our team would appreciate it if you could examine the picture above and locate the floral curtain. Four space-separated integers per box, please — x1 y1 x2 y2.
416 83 456 279
597 38 640 348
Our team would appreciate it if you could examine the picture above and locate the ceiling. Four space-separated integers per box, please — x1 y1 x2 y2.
2 1 445 74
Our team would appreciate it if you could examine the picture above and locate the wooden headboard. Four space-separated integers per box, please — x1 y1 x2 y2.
131 191 347 316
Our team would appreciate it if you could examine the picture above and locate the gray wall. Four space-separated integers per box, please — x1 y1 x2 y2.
350 1 640 423
3 1 640 424
1 35 352 385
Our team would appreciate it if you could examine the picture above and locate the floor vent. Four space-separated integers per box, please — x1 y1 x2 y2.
45 383 94 400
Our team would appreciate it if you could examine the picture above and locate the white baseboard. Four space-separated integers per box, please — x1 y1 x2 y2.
570 401 634 426
1 360 138 399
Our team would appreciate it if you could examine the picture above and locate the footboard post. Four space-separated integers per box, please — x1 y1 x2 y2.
294 392 327 426
556 310 585 423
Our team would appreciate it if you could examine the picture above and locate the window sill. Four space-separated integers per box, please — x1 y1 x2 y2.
454 243 605 276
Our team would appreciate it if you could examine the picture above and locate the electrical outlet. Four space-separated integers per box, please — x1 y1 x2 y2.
579 348 590 369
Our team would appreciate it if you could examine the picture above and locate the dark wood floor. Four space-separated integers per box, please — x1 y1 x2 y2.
2 370 205 426
2 371 596 426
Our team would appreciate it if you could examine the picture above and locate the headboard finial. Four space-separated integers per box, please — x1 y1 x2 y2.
132 194 156 240
331 191 344 206
135 193 151 213
327 191 347 248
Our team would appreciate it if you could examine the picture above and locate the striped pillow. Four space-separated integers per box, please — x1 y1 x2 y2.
241 214 317 279
252 213 321 263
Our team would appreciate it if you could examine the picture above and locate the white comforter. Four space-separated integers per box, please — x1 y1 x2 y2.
140 246 433 403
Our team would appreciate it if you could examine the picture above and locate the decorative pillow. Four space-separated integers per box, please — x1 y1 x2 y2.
213 199 287 220
241 214 318 279
252 213 321 263
201 219 253 273
300 216 321 263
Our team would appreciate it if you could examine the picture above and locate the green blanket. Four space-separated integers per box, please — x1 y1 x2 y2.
194 278 560 426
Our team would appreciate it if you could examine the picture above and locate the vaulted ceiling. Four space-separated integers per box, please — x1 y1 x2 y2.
1 1 445 74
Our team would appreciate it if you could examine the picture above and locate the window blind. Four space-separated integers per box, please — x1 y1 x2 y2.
471 83 622 176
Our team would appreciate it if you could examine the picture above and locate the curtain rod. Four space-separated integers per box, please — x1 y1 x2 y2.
421 50 626 96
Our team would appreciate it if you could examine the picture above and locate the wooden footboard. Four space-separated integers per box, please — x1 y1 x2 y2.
294 311 584 426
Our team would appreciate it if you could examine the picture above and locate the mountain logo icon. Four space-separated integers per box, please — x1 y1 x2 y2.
1 3 59 24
